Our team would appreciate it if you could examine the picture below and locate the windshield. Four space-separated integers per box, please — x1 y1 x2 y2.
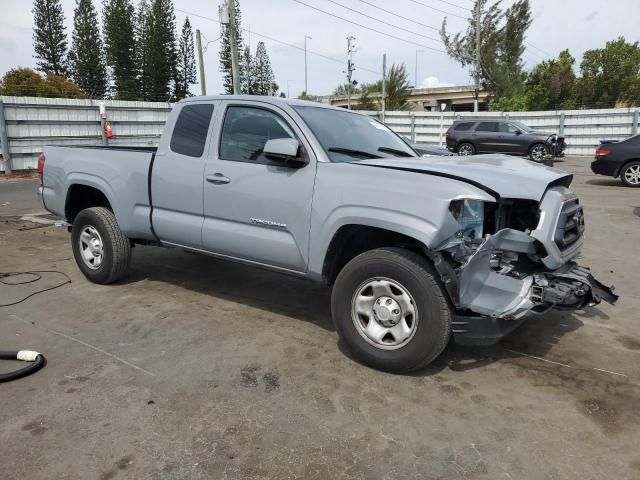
293 106 417 161
511 121 535 133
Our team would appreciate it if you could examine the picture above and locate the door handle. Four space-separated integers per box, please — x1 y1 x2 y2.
206 173 231 185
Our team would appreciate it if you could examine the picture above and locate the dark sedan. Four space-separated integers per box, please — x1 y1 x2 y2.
591 135 640 187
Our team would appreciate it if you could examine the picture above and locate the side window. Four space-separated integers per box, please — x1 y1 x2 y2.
499 122 519 134
454 122 475 131
170 104 214 157
219 106 295 163
476 122 499 132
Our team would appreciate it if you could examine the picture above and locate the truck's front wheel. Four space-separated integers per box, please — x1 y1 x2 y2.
71 207 131 284
331 248 451 373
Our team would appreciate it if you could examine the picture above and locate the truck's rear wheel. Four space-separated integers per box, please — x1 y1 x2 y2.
331 247 451 373
71 207 131 284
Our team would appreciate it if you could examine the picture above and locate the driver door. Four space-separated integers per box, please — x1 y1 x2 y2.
497 122 522 153
201 101 316 272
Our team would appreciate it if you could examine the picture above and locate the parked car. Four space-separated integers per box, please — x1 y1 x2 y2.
410 142 453 157
401 137 454 156
445 119 566 161
37 96 616 373
591 135 640 187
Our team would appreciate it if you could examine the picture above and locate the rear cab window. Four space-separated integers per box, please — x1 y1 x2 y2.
170 103 214 157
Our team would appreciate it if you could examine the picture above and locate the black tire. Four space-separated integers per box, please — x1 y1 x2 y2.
529 143 550 161
71 207 131 284
331 247 452 373
620 161 640 187
456 142 475 156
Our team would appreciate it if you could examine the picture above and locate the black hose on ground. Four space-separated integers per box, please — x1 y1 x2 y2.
0 350 46 383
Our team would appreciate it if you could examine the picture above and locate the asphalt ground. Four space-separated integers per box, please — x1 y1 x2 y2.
1 157 639 479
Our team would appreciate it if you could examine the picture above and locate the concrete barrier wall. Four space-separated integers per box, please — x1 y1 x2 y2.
1 96 639 171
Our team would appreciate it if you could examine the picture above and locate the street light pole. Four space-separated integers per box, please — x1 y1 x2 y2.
415 49 424 87
196 29 206 96
287 80 294 99
304 35 312 94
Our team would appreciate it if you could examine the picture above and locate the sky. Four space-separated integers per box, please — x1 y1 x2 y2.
1 0 639 99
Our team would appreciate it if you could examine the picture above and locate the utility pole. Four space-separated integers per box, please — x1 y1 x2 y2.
228 0 241 94
304 35 312 94
346 36 356 110
415 50 424 88
381 53 386 123
474 0 481 112
195 29 207 96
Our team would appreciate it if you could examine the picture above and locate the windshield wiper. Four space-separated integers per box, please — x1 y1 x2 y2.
377 146 413 157
327 147 381 159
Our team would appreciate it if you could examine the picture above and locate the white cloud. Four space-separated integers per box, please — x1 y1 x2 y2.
419 76 455 89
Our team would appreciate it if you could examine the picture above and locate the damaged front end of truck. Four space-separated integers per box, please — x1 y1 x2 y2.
428 181 618 346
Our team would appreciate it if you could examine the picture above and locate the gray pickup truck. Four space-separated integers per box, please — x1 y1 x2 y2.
38 96 617 372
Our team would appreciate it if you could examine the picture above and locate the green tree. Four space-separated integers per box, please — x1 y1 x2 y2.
241 45 254 94
357 64 411 111
525 49 576 110
572 37 640 108
145 0 177 101
441 0 532 100
252 41 276 95
174 17 196 99
69 0 107 98
103 0 138 99
32 0 68 76
333 83 361 96
0 68 85 98
134 0 151 100
219 0 245 94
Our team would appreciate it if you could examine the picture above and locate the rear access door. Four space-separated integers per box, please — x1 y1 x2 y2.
151 101 217 248
201 100 317 273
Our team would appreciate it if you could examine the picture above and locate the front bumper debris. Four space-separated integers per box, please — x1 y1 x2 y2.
445 228 618 346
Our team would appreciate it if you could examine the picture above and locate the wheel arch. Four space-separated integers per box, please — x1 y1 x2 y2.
615 158 640 178
65 183 113 224
321 224 430 286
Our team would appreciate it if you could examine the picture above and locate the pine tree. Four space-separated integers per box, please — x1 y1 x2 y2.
219 0 244 94
146 0 177 101
69 0 107 98
241 45 254 94
174 17 196 99
32 0 68 76
134 0 151 100
103 0 138 99
252 41 276 96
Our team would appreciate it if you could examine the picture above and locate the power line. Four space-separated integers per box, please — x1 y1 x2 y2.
431 0 471 12
175 7 382 75
526 42 553 58
407 0 468 19
291 0 447 53
324 0 443 44
357 0 441 32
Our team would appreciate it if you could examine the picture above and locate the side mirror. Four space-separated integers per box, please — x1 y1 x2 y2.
515 130 522 135
264 138 307 167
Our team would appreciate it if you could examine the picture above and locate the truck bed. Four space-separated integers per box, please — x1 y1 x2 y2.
41 145 157 240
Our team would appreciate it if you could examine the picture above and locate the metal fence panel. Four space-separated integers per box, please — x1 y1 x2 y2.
1 97 639 172
0 96 172 171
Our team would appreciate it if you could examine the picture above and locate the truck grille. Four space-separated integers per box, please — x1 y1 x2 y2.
554 199 584 250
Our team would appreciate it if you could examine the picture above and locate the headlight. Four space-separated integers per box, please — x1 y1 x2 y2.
449 199 484 239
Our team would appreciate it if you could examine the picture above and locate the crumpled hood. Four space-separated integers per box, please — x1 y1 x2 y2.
356 154 572 200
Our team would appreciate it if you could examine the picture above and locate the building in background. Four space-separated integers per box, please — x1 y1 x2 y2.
324 85 490 112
